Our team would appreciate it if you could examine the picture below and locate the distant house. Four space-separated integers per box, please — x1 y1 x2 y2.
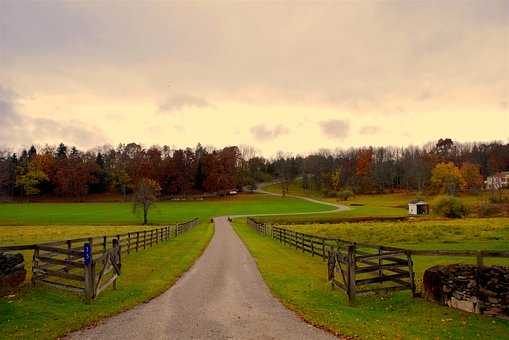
228 190 238 196
485 171 509 190
408 200 429 216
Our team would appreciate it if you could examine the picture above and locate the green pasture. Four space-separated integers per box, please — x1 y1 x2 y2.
263 181 508 214
0 194 335 226
234 220 509 339
0 223 213 340
285 217 509 289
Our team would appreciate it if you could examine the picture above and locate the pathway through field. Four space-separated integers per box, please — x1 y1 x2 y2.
68 217 336 339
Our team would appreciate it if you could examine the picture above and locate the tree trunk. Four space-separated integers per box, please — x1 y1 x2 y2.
143 204 148 225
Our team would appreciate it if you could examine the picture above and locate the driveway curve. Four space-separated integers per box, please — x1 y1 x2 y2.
68 217 336 339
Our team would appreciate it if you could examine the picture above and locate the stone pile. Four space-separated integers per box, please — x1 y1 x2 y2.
423 264 508 318
0 252 26 296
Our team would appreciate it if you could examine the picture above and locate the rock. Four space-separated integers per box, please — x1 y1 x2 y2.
448 297 480 313
0 252 26 296
423 264 509 319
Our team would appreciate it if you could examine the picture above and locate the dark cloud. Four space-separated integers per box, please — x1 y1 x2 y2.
159 94 212 113
319 119 350 139
359 125 381 135
250 124 289 141
0 84 106 148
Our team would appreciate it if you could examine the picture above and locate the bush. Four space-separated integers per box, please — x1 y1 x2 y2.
432 195 468 218
337 189 354 201
323 190 337 198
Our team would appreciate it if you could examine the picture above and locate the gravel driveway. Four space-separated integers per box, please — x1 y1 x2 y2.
67 217 336 339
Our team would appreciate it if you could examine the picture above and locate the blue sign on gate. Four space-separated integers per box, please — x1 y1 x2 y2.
84 243 91 265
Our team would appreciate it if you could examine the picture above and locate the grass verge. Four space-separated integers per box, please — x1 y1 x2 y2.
0 223 213 340
233 220 509 339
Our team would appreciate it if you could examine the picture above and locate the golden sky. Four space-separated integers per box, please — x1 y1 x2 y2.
1 1 508 156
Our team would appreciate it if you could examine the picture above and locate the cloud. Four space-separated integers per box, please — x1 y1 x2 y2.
500 101 508 110
159 94 212 113
319 119 350 139
0 84 107 149
250 124 289 141
359 125 381 135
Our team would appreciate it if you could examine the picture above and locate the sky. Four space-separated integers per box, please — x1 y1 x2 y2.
0 1 508 157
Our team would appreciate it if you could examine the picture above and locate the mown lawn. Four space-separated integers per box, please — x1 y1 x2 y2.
0 223 213 340
0 194 334 226
234 220 509 339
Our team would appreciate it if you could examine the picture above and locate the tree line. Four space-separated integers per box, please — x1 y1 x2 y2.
0 143 271 200
0 139 508 200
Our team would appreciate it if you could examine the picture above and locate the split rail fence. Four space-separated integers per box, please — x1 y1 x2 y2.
0 218 200 302
246 217 509 305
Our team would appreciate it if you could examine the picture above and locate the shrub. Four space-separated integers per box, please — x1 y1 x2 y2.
337 189 354 201
432 195 468 218
323 190 337 198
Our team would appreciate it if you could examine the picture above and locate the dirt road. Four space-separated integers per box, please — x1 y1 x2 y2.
68 217 336 339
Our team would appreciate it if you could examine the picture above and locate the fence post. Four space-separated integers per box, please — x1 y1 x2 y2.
112 238 119 290
103 236 107 252
32 246 39 287
477 253 484 267
127 233 131 255
406 250 416 297
84 237 95 302
144 230 147 249
347 244 356 305
378 247 383 278
66 240 72 272
327 249 335 287
136 232 140 252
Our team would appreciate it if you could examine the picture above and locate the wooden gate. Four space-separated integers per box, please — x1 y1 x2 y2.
32 240 87 295
329 243 416 304
90 239 121 299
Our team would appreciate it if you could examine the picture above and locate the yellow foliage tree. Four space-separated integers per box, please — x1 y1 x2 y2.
330 168 341 192
460 162 483 193
430 162 466 195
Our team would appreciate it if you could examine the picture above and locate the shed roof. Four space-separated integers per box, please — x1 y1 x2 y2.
409 200 428 205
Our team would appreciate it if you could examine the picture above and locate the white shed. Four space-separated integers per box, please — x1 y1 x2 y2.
408 200 429 216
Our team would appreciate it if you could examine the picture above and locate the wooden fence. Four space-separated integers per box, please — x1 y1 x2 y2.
0 218 200 302
247 217 509 305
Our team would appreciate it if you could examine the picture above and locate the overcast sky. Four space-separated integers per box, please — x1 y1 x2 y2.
1 1 508 156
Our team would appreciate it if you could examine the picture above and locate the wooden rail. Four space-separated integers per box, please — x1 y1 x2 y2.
247 217 509 305
1 218 200 302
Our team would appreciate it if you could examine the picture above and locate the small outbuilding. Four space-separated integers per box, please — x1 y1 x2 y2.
408 200 429 216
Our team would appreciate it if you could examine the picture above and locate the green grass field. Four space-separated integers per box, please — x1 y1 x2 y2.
263 181 508 215
0 223 213 340
234 220 509 339
284 218 509 289
0 194 335 226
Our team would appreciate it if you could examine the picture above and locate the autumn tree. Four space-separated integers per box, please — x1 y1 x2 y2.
460 162 483 194
430 162 465 195
330 168 341 192
15 162 49 200
54 149 98 200
0 152 16 198
133 178 161 225
355 148 374 193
